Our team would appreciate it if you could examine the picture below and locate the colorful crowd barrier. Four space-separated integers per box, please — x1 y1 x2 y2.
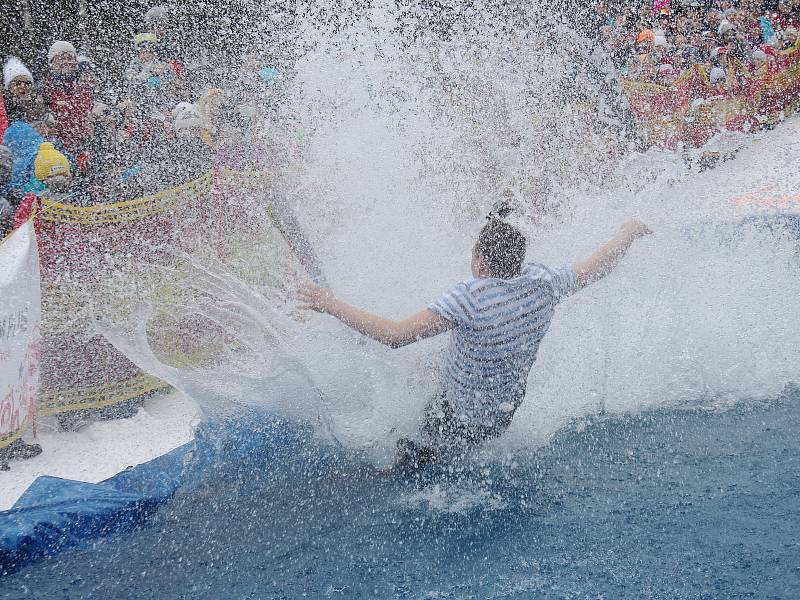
0 167 283 449
622 43 800 149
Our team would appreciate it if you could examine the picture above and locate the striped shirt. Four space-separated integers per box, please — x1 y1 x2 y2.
428 263 577 430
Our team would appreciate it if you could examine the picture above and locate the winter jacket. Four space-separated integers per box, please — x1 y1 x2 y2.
44 73 94 153
12 192 37 230
2 121 43 191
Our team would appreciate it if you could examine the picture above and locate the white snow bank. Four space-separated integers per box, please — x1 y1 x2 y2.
0 391 198 511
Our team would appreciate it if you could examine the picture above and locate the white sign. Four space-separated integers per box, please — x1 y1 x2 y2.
0 220 41 442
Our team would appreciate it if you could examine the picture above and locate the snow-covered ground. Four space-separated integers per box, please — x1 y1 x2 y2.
0 391 198 511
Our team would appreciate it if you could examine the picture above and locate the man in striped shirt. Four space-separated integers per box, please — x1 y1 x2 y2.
298 217 651 465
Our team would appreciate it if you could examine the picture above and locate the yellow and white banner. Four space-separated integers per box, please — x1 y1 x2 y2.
0 220 42 448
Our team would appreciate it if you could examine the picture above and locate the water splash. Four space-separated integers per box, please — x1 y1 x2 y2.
100 7 800 465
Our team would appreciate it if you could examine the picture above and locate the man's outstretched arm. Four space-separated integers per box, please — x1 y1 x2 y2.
573 219 652 289
296 284 452 348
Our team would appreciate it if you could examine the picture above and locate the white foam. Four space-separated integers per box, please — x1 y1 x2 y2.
401 483 507 514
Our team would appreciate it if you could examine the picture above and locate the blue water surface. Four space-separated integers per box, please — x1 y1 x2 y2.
1 389 799 599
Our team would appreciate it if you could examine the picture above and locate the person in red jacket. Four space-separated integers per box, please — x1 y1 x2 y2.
43 41 93 154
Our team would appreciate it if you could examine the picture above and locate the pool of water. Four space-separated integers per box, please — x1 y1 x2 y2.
2 389 799 600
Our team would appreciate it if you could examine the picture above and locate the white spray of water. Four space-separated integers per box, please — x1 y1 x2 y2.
102 10 800 465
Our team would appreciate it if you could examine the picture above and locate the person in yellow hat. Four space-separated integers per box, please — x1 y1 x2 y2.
31 141 76 202
12 141 77 229
34 141 71 184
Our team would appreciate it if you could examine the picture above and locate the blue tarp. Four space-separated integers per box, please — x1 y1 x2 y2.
0 411 317 576
0 443 192 575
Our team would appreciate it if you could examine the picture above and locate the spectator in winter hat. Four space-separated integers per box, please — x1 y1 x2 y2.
33 141 70 183
168 101 216 183
43 41 93 153
145 5 182 66
709 65 727 84
682 45 704 65
656 62 677 84
710 46 731 75
697 30 718 57
83 102 127 200
636 28 655 45
750 48 771 73
753 48 768 62
126 33 176 112
48 41 78 76
1 62 32 144
145 5 169 34
173 102 206 135
3 57 34 103
635 29 656 63
718 19 737 43
2 93 75 185
173 101 216 147
136 33 158 60
12 141 84 231
771 0 800 31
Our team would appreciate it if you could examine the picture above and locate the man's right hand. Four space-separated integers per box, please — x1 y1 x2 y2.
296 283 336 314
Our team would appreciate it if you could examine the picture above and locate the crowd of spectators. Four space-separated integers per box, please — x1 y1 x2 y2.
4 2 800 242
0 5 296 451
0 5 290 239
596 0 800 85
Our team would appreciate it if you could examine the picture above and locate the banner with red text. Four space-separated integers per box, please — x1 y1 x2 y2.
0 220 41 448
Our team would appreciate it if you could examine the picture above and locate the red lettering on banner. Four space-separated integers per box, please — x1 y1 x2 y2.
0 388 21 437
0 392 11 433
